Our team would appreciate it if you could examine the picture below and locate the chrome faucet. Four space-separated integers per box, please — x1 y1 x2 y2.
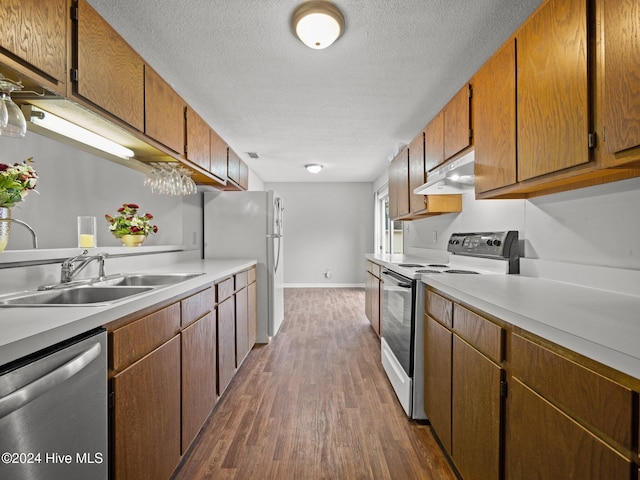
0 217 38 248
60 250 107 283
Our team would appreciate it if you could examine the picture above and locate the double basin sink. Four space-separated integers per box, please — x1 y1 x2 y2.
0 273 204 307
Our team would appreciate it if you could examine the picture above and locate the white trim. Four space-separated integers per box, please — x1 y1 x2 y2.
285 283 364 288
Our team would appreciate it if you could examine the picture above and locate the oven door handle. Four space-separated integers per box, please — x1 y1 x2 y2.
381 270 413 288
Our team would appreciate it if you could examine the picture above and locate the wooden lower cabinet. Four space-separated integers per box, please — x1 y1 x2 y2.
506 379 632 480
452 335 502 480
111 336 181 480
181 311 217 453
424 315 452 453
235 284 250 367
365 271 381 336
217 296 236 395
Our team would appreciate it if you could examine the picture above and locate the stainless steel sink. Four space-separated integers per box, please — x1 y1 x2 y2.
93 273 204 287
0 286 154 306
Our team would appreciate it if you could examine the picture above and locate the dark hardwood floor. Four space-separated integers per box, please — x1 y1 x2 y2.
171 288 457 480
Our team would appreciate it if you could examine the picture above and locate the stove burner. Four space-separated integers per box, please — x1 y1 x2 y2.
398 263 425 268
415 269 443 274
427 264 449 268
445 269 480 274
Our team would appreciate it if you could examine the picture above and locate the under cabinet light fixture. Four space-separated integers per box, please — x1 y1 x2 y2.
291 1 345 49
24 105 134 159
305 163 323 174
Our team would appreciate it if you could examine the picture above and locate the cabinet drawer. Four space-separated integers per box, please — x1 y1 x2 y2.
248 266 256 284
110 303 181 372
181 287 214 327
511 333 633 450
453 304 502 363
216 277 234 303
235 270 249 290
426 290 453 328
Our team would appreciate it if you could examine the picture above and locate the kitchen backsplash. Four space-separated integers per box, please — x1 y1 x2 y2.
405 176 640 270
1 131 200 250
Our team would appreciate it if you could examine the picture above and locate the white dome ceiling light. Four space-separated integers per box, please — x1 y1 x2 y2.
291 1 345 50
305 164 324 174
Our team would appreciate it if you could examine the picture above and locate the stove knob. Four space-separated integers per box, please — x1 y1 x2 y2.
494 240 501 247
486 239 493 246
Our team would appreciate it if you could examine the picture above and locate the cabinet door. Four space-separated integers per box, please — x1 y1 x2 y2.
388 148 409 219
424 315 452 453
517 0 589 181
75 0 144 131
425 111 444 172
0 0 66 84
235 286 251 367
227 149 249 190
217 297 236 395
443 84 472 160
602 1 640 155
181 312 217 453
210 129 228 183
474 40 517 194
112 336 181 480
506 379 632 480
452 335 501 480
409 131 427 214
185 106 211 171
248 280 258 346
145 66 185 154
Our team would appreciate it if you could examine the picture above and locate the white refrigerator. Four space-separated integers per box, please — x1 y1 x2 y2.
203 190 284 343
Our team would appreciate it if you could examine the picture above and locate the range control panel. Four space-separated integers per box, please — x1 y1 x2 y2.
447 231 519 260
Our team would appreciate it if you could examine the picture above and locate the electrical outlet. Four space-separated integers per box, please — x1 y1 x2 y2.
432 231 438 244
324 269 332 279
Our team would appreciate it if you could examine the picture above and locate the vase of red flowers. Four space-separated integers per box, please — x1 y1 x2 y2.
105 203 158 247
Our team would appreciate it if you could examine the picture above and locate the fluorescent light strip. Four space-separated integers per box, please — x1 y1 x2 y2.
28 106 134 159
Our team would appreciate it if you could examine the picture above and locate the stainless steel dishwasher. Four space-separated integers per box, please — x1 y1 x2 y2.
0 328 108 480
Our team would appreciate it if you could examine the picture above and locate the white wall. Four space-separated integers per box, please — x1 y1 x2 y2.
405 176 640 270
1 131 200 251
265 182 374 286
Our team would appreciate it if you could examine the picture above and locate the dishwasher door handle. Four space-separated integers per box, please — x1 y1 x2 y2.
0 342 102 419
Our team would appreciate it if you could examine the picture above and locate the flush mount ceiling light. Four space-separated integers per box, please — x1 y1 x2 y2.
305 163 323 174
291 1 345 50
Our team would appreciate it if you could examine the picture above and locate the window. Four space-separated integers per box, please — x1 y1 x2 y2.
375 185 402 255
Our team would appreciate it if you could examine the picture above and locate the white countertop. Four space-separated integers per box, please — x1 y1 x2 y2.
0 258 256 366
366 253 640 381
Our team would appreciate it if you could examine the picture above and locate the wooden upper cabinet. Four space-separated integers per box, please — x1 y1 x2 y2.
473 40 517 194
443 84 472 160
0 0 66 87
210 128 228 183
145 66 185 154
516 0 589 181
388 147 410 220
425 111 444 172
602 0 640 156
74 0 144 131
185 106 211 171
226 148 248 190
408 131 427 214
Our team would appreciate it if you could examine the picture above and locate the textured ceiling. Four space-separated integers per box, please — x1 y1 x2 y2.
87 0 543 183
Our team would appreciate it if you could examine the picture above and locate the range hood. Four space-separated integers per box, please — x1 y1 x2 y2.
414 150 475 195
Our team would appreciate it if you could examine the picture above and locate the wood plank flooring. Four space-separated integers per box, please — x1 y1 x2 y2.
171 288 457 480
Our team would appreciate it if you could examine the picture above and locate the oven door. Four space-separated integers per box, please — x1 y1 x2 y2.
380 269 416 415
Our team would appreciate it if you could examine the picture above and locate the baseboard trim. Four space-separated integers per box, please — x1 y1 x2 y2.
284 283 365 289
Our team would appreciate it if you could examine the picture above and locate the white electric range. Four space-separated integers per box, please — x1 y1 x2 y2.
379 231 520 419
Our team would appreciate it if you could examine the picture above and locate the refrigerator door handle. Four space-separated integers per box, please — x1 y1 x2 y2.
266 234 282 238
